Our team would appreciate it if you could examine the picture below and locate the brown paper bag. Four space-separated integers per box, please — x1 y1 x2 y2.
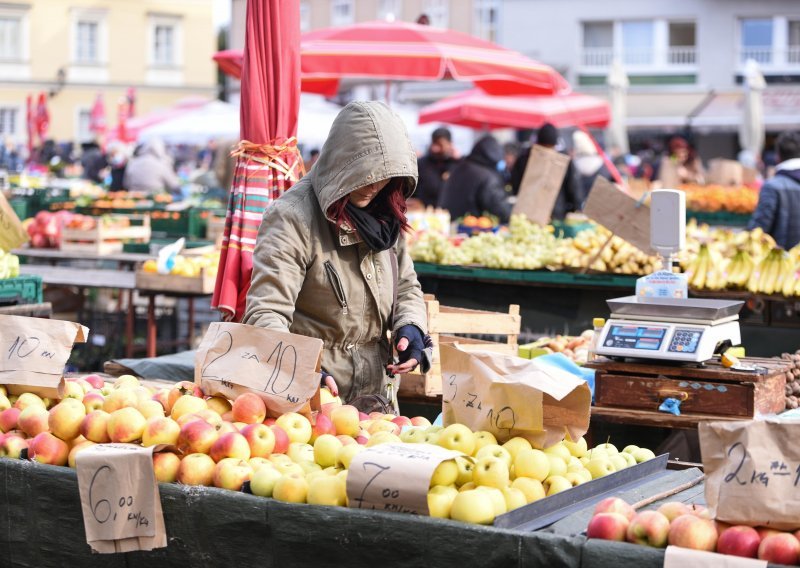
195 322 323 417
512 145 571 225
700 418 800 530
664 546 766 568
440 344 591 447
0 191 28 252
583 177 652 254
706 159 744 187
658 158 682 189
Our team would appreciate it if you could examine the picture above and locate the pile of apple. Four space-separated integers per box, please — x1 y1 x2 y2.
0 375 658 527
588 497 800 565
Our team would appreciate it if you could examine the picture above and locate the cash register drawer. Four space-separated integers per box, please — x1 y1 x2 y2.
594 373 781 418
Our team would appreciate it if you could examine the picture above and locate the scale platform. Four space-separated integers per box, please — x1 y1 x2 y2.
596 296 744 363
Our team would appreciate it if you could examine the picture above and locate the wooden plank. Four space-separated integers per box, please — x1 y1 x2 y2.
430 312 521 335
587 357 789 384
135 270 216 294
20 265 136 289
753 373 787 415
59 240 124 255
583 177 652 254
590 405 744 429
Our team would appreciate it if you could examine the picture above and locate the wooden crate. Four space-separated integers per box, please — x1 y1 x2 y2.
399 295 521 397
135 267 216 294
587 357 789 419
60 215 151 255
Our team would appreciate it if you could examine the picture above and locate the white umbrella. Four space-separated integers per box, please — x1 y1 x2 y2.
138 100 238 145
607 60 630 155
739 59 766 160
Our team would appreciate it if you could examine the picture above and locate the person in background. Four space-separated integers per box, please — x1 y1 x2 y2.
572 130 612 204
80 142 107 184
659 135 704 185
416 13 430 25
306 148 320 170
437 135 512 223
415 127 460 207
510 123 582 220
123 138 181 195
501 141 519 189
0 137 22 172
106 141 129 191
748 131 800 250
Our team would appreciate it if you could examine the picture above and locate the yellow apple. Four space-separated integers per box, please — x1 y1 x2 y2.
502 437 532 461
336 443 365 469
514 448 551 482
543 442 572 463
102 388 138 413
543 475 573 496
137 399 166 420
331 405 360 437
248 456 274 471
80 410 112 443
546 454 567 478
622 445 639 455
427 485 459 518
473 456 510 489
113 374 139 389
593 443 618 456
107 407 146 443
170 395 208 420
213 458 253 491
565 471 590 486
48 399 86 441
313 434 343 468
609 454 629 472
14 392 45 411
437 423 476 456
459 481 477 492
152 451 181 483
250 463 282 497
399 427 427 443
619 452 637 467
476 486 507 516
142 416 180 447
454 456 475 486
68 440 96 468
276 413 313 445
206 396 232 416
307 474 346 506
475 444 512 469
502 486 527 512
450 489 496 525
287 442 315 464
365 431 400 446
272 472 308 503
430 459 459 487
472 431 498 455
273 461 304 476
511 477 546 503
586 458 615 479
177 453 216 486
631 448 656 463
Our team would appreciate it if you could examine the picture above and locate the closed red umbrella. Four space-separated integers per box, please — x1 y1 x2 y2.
213 20 569 96
25 94 34 157
418 89 610 130
211 0 303 321
35 92 49 141
89 93 106 144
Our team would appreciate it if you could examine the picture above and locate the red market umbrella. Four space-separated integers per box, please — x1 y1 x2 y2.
418 89 610 130
112 97 208 142
213 20 569 97
89 93 107 140
35 92 49 141
211 0 304 321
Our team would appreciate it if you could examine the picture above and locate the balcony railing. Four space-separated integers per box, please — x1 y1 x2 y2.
667 46 696 65
740 47 773 65
738 47 800 66
581 47 614 67
788 46 800 64
581 46 697 67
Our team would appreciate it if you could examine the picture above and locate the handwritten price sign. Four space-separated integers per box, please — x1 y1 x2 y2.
195 323 323 415
346 444 465 515
75 444 163 548
444 374 518 436
0 315 88 394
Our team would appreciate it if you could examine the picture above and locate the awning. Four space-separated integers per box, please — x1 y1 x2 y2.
692 87 800 131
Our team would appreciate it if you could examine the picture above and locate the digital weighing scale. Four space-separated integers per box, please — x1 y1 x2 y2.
595 296 744 363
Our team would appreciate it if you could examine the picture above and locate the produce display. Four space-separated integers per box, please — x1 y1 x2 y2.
22 211 134 249
0 248 20 279
778 351 800 410
680 184 758 215
141 250 220 278
0 377 656 526
587 497 800 564
519 330 594 364
552 226 660 275
407 207 451 235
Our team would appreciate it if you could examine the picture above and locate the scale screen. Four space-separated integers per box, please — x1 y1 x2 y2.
604 325 668 351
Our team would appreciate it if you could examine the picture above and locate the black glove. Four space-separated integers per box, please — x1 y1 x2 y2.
395 324 425 368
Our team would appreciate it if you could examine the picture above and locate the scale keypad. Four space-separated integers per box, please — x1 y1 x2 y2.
667 329 702 354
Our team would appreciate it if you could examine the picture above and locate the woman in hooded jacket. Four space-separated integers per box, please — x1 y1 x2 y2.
243 101 430 403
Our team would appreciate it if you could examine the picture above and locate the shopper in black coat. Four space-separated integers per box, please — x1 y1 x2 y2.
415 127 460 207
437 135 512 223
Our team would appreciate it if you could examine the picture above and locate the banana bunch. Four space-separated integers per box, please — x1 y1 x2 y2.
746 248 799 296
684 244 727 290
725 250 755 288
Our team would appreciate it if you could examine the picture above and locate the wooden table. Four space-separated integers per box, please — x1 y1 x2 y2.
13 247 150 265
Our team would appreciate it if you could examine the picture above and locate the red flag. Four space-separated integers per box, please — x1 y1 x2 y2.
89 93 106 137
35 92 49 141
25 94 34 157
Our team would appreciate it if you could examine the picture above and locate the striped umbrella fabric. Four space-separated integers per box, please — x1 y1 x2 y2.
418 89 610 130
213 20 570 97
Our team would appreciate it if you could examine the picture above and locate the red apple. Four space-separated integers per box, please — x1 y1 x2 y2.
152 389 171 413
391 416 413 429
18 406 49 437
688 503 711 519
717 525 761 559
757 528 783 540
28 432 69 466
177 453 215 486
241 423 276 458
594 497 636 521
587 512 630 541
0 435 28 459
626 511 670 548
216 421 238 435
0 407 21 432
212 457 253 491
358 412 369 422
310 413 336 443
48 399 86 441
142 416 180 447
80 410 112 443
152 451 181 483
667 514 718 551
209 432 251 462
168 381 204 409
758 533 800 565
232 393 267 424
262 417 276 427
355 430 370 445
177 419 219 455
269 424 290 454
82 374 105 390
82 392 105 413
410 416 432 428
332 405 360 437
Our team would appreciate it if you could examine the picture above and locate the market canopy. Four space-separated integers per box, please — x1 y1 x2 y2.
214 20 570 97
418 89 610 130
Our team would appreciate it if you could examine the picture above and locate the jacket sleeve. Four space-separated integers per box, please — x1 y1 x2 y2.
242 199 310 331
747 183 778 233
476 173 513 224
562 160 584 212
161 164 182 192
392 234 428 335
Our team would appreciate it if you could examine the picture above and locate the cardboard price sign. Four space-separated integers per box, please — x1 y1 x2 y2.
663 546 766 568
75 443 167 553
195 322 323 416
700 418 800 531
583 176 653 254
0 191 28 251
0 315 88 397
512 144 571 226
346 443 465 515
440 344 591 448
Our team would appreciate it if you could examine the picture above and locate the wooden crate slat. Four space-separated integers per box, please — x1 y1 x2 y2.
430 312 521 335
135 269 215 294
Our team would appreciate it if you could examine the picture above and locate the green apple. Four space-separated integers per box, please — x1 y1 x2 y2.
586 458 615 479
454 456 475 486
427 485 458 518
336 443 365 469
565 471 590 486
631 448 656 463
313 434 344 468
425 425 444 434
272 472 308 503
609 454 629 472
593 443 618 456
438 423 476 456
502 437 532 461
473 456 510 489
543 475 572 496
622 445 639 455
430 459 459 487
250 466 282 497
546 454 568 478
449 489 496 524
511 477 545 503
513 448 550 482
299 461 322 475
423 431 440 445
472 431 498 454
307 474 347 507
287 442 315 464
563 436 589 458
543 442 572 462
585 448 609 461
619 452 638 467
502 487 527 512
475 444 512 469
475 486 507 516
399 427 427 443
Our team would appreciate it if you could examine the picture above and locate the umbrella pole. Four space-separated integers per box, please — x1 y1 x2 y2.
385 80 392 105
577 125 628 193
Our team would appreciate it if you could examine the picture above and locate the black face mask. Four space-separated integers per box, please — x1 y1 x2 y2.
344 201 400 252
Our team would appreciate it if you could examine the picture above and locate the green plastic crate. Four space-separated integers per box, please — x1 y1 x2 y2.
9 198 29 221
0 275 43 306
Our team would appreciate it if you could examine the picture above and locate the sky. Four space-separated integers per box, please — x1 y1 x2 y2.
213 0 232 30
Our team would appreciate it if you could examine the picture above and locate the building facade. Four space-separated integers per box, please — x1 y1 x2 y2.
0 0 216 145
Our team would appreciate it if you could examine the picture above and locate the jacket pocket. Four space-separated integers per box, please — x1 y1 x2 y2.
323 260 349 314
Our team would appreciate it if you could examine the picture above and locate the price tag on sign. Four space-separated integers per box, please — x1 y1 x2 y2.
75 443 167 553
346 444 465 515
195 323 323 415
0 315 88 397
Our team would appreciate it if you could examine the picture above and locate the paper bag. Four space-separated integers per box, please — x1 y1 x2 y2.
0 191 28 251
346 443 466 515
0 315 88 398
440 344 591 447
700 418 800 530
75 443 167 553
706 159 744 187
657 158 682 189
664 546 766 568
195 322 323 417
512 145 571 226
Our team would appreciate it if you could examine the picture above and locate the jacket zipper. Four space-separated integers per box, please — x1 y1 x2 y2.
324 260 349 314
